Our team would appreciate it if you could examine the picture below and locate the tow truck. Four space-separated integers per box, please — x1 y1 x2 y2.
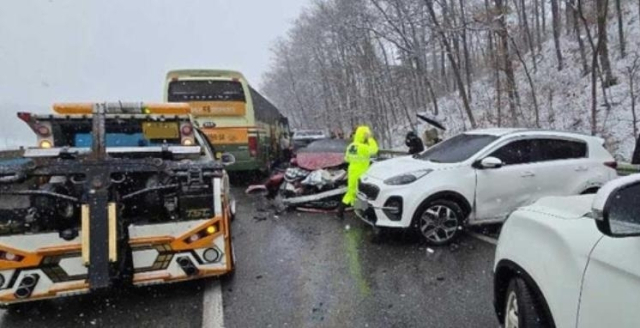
0 102 236 306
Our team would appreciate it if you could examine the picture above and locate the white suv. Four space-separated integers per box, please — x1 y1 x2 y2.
355 129 617 245
494 174 640 328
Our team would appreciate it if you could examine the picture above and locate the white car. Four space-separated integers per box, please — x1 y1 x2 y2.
355 129 617 245
493 174 640 328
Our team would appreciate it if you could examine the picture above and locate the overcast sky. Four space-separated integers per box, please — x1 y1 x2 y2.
0 0 306 148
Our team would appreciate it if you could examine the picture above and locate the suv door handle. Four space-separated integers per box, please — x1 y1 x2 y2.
575 166 589 172
520 171 535 178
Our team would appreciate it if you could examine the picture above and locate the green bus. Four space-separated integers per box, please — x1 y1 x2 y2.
164 69 289 172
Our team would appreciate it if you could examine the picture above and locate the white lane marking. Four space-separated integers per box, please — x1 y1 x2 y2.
202 279 224 328
466 231 498 246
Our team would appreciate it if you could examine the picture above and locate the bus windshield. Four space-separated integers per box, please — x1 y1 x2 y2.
168 80 246 102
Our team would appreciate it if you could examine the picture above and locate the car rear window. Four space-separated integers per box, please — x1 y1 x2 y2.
537 138 587 160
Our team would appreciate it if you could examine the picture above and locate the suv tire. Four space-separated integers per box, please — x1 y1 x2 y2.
413 199 463 246
504 277 552 328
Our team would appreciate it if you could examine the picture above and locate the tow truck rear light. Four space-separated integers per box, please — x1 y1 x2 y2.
184 222 220 244
36 125 51 137
39 140 53 149
17 112 32 123
181 124 193 135
604 161 618 169
248 136 258 157
52 102 191 115
0 251 23 262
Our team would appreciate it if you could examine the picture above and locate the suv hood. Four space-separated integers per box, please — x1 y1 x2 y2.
366 156 456 179
522 195 595 220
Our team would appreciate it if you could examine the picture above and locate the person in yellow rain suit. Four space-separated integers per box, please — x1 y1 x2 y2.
337 125 379 220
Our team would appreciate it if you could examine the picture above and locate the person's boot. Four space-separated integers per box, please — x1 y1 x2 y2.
336 202 346 220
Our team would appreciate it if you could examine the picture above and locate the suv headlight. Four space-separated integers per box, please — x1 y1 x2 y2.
383 169 432 185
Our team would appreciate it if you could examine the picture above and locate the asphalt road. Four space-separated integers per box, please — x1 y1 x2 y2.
224 187 498 328
0 186 499 328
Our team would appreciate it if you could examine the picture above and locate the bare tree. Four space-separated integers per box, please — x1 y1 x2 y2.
424 0 477 128
615 0 625 58
597 0 617 86
568 0 589 75
626 54 640 137
494 0 520 126
510 36 540 127
550 0 564 70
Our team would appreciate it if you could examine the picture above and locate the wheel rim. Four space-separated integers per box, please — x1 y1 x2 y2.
419 205 459 243
505 290 519 328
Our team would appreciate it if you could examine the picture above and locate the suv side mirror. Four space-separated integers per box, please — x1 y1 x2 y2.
473 156 503 169
593 175 640 237
220 153 236 167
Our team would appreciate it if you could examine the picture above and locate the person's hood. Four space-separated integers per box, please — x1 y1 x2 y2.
353 126 371 144
365 156 457 179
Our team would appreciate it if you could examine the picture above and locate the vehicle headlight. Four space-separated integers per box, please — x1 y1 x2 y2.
383 169 432 185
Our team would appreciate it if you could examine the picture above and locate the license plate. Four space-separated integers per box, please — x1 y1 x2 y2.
354 195 369 211
142 122 179 139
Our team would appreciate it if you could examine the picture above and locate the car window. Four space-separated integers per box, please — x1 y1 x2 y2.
536 138 587 161
416 134 498 163
489 139 534 165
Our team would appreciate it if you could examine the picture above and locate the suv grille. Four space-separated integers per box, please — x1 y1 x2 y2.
358 180 380 200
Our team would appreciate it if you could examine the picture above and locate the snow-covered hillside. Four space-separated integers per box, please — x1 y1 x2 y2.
395 1 640 161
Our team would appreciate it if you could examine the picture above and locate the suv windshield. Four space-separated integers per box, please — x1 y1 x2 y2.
416 133 498 163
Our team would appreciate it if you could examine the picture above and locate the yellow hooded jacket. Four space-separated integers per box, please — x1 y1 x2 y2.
342 126 379 206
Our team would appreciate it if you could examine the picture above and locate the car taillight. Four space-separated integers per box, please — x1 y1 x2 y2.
604 161 618 169
248 136 258 157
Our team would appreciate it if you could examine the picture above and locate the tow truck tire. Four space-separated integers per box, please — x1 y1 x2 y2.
503 277 552 328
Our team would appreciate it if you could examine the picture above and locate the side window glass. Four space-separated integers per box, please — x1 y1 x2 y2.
538 139 587 161
489 140 533 165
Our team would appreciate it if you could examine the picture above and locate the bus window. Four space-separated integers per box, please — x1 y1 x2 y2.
168 80 246 102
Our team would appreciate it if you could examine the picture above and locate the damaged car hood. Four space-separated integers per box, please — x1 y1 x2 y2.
296 152 344 171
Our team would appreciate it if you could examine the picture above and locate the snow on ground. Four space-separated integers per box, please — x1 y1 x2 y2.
394 2 640 161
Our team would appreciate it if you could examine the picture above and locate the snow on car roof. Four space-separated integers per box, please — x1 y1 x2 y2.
465 128 603 143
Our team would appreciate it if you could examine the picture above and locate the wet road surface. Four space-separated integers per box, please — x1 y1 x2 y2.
224 187 498 328
0 186 498 327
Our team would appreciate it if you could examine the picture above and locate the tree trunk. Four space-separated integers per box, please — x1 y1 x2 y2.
534 0 542 51
425 0 477 128
495 0 520 126
597 0 617 86
520 0 537 71
570 0 589 75
550 0 564 70
615 0 625 58
631 70 638 137
541 0 547 36
510 36 540 127
459 0 473 97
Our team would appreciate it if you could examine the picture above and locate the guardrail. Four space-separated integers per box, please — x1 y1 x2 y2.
617 163 640 176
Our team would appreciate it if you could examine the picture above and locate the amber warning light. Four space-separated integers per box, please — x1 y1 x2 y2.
52 102 191 115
